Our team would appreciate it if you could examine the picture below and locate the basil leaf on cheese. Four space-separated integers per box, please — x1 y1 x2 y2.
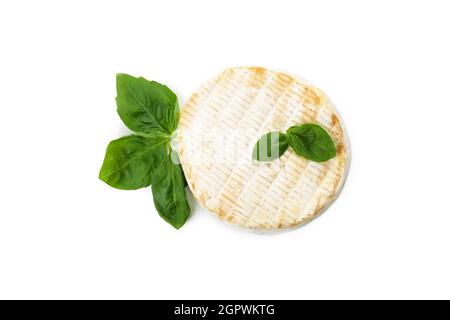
99 135 168 190
253 124 337 163
116 73 179 135
287 124 336 162
252 131 289 162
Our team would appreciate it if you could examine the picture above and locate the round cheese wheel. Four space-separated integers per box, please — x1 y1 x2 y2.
178 67 349 230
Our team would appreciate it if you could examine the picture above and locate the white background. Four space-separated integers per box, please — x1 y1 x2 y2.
1 0 449 299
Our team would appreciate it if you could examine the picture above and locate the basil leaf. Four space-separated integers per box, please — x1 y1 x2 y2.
151 157 190 229
252 131 289 162
286 124 336 162
116 73 179 135
99 135 168 190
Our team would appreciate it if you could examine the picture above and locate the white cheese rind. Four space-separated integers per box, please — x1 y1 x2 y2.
178 67 349 230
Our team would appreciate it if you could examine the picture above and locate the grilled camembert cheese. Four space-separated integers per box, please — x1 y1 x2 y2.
178 67 349 230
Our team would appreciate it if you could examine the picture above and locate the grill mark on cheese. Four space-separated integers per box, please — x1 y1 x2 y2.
247 67 267 89
216 68 235 82
267 167 306 226
296 161 334 222
242 81 303 227
180 74 236 163
268 83 327 226
336 143 345 155
218 122 284 218
180 77 239 198
312 160 342 215
230 78 297 225
180 82 215 126
331 158 346 194
304 86 322 105
200 76 240 133
269 154 307 226
331 114 340 126
208 73 275 203
196 72 249 196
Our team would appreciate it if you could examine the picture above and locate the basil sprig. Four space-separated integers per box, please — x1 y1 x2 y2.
253 124 337 163
99 74 190 229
